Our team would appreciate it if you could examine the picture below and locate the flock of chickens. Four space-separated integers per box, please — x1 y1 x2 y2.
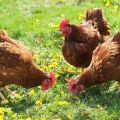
0 8 120 99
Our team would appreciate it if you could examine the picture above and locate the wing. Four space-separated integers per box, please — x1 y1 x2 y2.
91 41 120 73
0 41 32 68
62 42 92 67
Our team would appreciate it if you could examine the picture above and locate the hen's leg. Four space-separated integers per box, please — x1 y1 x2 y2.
3 86 16 98
0 86 16 100
0 91 7 100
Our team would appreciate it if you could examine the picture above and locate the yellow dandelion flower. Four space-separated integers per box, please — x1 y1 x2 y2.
35 100 42 108
4 108 12 113
12 113 17 118
25 117 31 120
0 107 4 116
56 74 60 78
0 115 4 120
112 5 119 13
58 101 70 106
1 99 9 104
51 59 57 62
67 69 74 73
105 1 110 7
28 90 35 96
111 11 118 16
40 118 46 120
53 24 59 28
15 93 21 99
78 13 84 20
67 114 72 120
61 36 65 40
49 53 54 57
60 91 65 96
0 107 4 112
49 62 58 68
114 5 119 10
64 68 74 73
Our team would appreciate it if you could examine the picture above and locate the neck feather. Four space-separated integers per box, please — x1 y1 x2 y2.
77 68 98 88
23 64 49 88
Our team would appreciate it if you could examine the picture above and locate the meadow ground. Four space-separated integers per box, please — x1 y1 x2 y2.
0 0 120 120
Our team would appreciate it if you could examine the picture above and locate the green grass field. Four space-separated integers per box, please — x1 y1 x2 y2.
0 0 120 120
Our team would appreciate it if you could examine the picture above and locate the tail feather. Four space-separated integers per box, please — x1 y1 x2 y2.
85 9 94 22
0 30 18 47
85 9 110 36
112 32 120 42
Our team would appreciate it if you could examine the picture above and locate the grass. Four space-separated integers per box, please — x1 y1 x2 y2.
0 0 120 119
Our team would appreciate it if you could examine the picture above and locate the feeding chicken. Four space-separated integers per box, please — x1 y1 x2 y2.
0 30 56 100
59 9 110 68
68 32 120 95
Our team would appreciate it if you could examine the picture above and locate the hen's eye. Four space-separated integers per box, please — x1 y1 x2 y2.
48 77 52 80
72 84 76 89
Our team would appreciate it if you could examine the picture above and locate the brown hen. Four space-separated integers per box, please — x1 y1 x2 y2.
0 30 56 90
59 9 110 68
68 32 120 94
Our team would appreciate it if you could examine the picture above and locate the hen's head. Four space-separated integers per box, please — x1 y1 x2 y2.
42 72 56 91
59 19 72 37
68 79 84 95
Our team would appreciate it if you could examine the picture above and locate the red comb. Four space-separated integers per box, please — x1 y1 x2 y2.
49 72 56 85
68 79 76 94
60 19 70 30
42 84 49 91
42 72 56 91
